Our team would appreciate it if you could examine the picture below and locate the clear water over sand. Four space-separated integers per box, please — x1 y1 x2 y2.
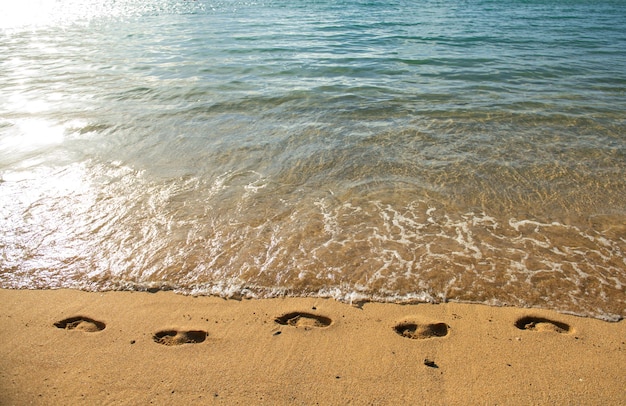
1 0 625 320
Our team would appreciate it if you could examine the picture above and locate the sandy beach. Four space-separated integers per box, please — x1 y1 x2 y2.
0 288 624 405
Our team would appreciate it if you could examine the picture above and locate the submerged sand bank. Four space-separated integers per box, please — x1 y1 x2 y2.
1 289 624 405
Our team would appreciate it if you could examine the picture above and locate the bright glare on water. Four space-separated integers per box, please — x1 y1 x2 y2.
1 0 625 320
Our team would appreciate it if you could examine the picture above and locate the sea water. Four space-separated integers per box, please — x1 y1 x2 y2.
1 0 625 320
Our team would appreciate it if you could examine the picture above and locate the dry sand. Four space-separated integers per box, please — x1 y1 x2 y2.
1 288 624 405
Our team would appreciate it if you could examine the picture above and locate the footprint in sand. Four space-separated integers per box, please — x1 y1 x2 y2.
515 316 571 334
153 330 207 346
274 312 332 329
54 316 106 332
394 321 449 339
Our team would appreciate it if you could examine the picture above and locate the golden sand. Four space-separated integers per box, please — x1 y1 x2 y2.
1 289 624 405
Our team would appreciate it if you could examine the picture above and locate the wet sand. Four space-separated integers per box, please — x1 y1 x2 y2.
0 288 624 405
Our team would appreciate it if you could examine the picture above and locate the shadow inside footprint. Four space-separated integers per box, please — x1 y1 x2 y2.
394 322 449 339
274 312 332 329
54 316 106 332
153 330 207 345
515 316 571 333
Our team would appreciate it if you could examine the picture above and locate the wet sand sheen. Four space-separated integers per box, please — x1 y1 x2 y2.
1 289 624 405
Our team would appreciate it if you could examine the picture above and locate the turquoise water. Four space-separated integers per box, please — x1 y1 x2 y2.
1 0 625 320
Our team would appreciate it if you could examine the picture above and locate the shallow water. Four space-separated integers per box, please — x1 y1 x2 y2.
1 0 625 320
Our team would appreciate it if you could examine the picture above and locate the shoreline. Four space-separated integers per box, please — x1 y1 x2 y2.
1 288 624 404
